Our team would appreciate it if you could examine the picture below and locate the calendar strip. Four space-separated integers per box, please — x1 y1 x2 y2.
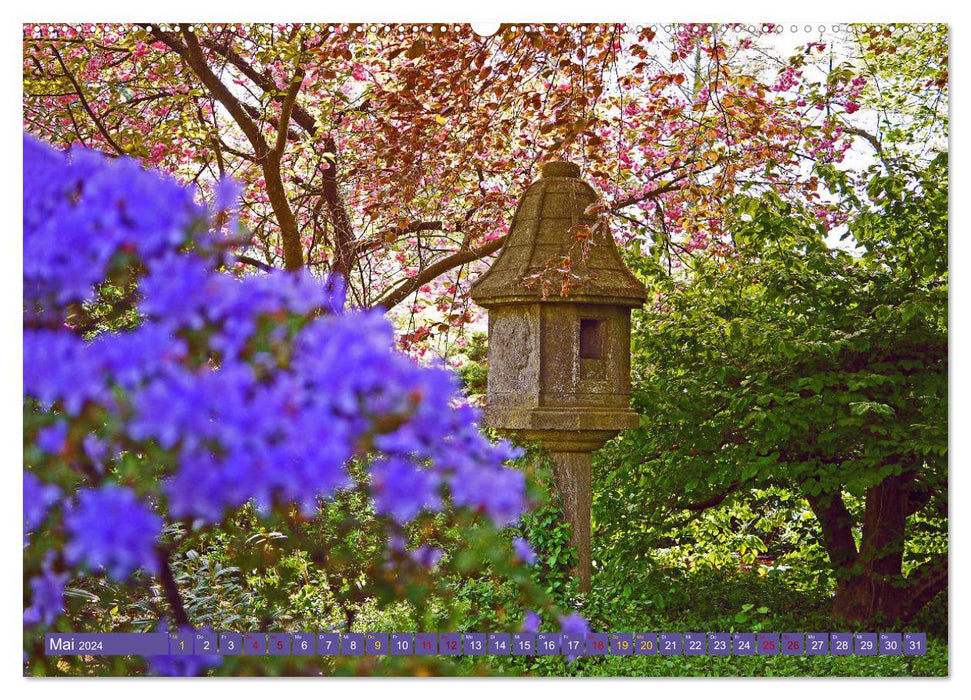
44 631 927 657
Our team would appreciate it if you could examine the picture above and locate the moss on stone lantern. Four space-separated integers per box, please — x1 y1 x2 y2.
470 160 647 591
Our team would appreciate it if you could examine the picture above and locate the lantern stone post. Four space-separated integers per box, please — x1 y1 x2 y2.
470 161 647 591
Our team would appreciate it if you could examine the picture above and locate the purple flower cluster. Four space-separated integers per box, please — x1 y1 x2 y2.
23 134 528 603
512 537 537 564
24 135 198 320
148 652 222 678
522 610 541 633
36 422 68 454
23 560 68 627
23 471 60 544
371 457 441 523
559 613 590 635
409 544 445 568
63 486 162 581
559 613 591 662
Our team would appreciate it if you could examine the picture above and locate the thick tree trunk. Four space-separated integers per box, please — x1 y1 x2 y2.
806 473 946 624
832 473 909 621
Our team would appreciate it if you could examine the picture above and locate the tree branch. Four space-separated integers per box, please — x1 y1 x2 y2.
203 37 319 136
51 45 127 155
844 126 894 173
679 480 742 511
320 135 356 280
843 126 883 156
610 176 688 211
354 221 445 255
235 254 274 272
806 487 859 577
375 235 508 310
275 66 305 158
240 103 302 143
146 25 269 157
902 553 947 622
147 25 307 270
156 548 190 628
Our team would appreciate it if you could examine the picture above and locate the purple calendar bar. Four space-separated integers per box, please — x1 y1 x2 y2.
391 633 413 655
610 633 634 655
782 633 803 655
342 632 364 655
904 633 926 655
806 633 828 655
317 633 340 655
219 633 242 655
268 633 290 655
292 632 314 655
880 633 902 655
416 633 437 655
635 633 657 655
537 633 561 655
44 633 170 656
366 633 388 655
41 630 930 657
513 633 534 655
659 633 681 655
464 632 487 655
244 632 266 655
733 633 755 655
439 633 462 655
855 632 877 656
684 632 705 656
830 632 853 656
708 633 731 656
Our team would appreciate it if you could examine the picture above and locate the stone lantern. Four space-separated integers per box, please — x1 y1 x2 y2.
470 161 647 591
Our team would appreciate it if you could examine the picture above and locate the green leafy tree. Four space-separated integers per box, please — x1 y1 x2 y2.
610 150 946 623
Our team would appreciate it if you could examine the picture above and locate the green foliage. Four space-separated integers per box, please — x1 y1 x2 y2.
481 568 946 677
517 453 580 604
599 151 946 625
456 331 489 401
852 24 948 154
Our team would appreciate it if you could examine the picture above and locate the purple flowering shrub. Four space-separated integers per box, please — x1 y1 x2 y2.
23 135 584 675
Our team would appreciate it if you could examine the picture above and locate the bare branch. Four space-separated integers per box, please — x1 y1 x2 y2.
275 67 306 158
156 548 190 628
51 45 126 156
806 487 859 575
375 235 508 310
679 480 742 511
146 24 269 157
354 221 445 255
235 254 274 272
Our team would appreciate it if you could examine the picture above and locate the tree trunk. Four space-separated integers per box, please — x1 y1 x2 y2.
806 473 947 624
263 156 305 271
832 473 909 621
320 136 356 281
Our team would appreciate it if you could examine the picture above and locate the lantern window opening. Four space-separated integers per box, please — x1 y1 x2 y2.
579 318 606 359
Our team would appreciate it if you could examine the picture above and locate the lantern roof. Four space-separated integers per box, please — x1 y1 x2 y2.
470 161 648 308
